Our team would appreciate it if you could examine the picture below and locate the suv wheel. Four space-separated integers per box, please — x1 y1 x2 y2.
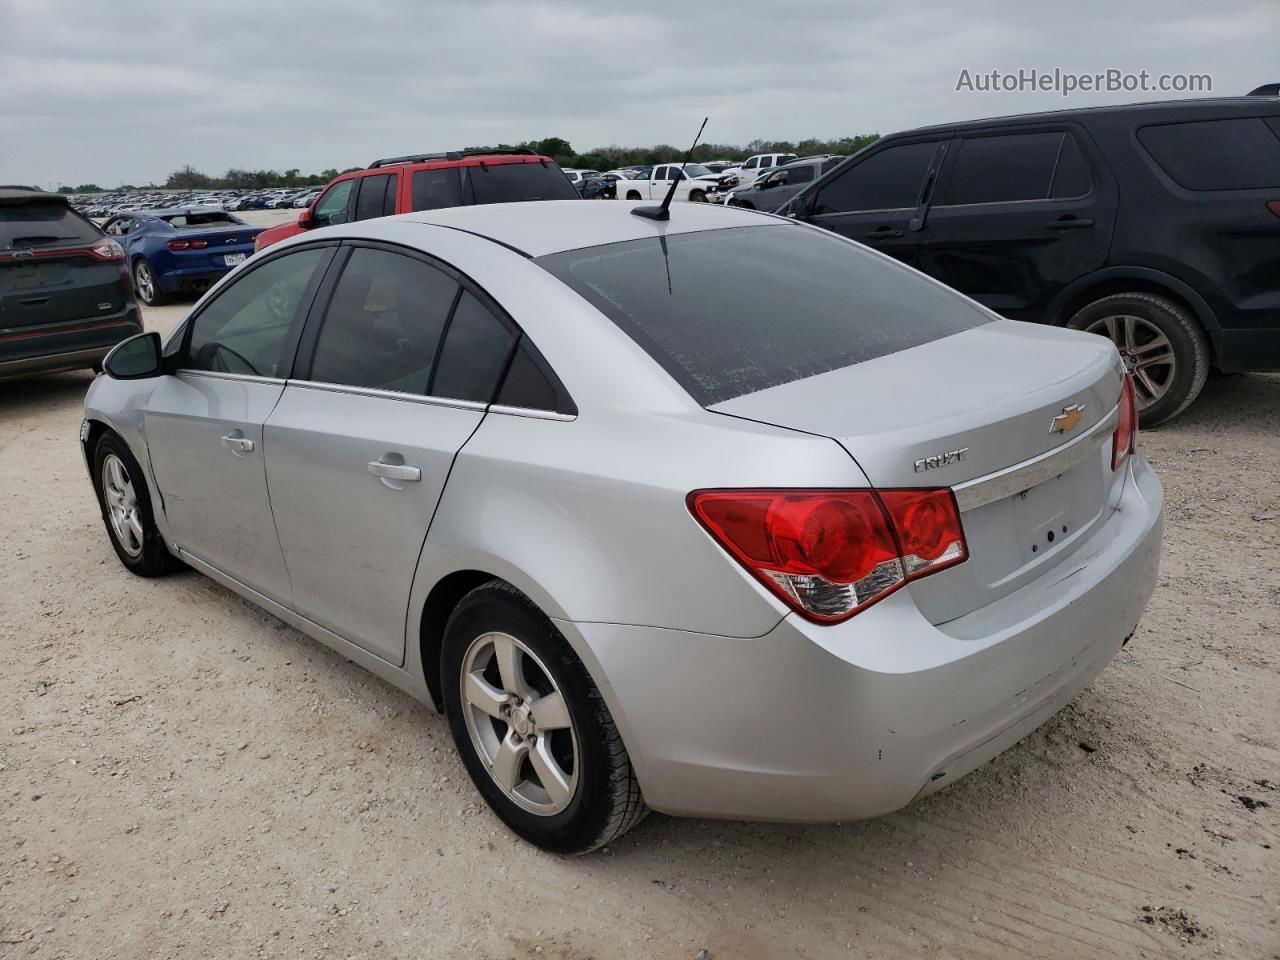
133 260 169 306
1066 292 1209 427
441 581 647 854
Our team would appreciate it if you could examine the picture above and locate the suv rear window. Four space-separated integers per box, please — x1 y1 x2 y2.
461 162 579 204
1 200 101 250
537 225 991 406
1138 117 1280 190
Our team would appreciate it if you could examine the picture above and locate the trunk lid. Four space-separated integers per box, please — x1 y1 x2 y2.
710 321 1127 622
0 242 127 330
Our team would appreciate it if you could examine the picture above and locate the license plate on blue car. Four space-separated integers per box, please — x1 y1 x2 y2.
224 253 246 266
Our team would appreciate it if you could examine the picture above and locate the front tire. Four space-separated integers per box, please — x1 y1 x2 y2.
132 259 169 306
688 189 707 203
92 432 179 576
1066 292 1209 427
441 581 647 854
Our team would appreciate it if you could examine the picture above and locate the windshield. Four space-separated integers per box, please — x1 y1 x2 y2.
536 225 992 406
0 201 101 250
161 212 243 228
680 164 713 178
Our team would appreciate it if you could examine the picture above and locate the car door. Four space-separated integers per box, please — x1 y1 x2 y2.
798 139 946 269
264 242 519 664
919 127 1116 321
143 244 334 603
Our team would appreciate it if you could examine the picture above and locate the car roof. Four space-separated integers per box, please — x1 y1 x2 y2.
399 198 782 257
0 187 67 205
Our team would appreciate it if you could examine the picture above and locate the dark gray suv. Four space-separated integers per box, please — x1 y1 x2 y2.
725 155 846 212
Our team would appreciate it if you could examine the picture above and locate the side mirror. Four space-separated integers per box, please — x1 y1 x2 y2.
103 331 163 380
297 208 313 228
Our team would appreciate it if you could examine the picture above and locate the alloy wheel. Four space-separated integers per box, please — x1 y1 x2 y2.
1085 313 1176 409
134 262 155 303
101 453 144 557
460 631 579 816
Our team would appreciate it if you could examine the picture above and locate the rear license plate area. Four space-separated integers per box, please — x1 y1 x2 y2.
224 253 246 266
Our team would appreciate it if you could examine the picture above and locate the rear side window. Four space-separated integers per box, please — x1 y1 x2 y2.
461 162 580 204
944 132 1062 205
0 200 100 249
1138 117 1280 190
412 169 464 211
308 247 458 394
537 225 991 406
813 141 936 214
431 291 517 402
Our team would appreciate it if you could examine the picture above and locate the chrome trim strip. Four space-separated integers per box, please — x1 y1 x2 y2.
284 378 488 412
953 404 1120 511
179 369 285 386
487 404 577 422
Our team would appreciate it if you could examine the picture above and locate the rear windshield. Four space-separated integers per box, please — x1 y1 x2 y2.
462 162 580 204
0 200 101 250
537 224 992 406
160 212 241 227
1138 116 1280 191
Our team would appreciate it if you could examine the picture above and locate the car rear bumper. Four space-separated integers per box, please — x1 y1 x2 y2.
563 454 1163 821
0 306 142 379
155 257 251 293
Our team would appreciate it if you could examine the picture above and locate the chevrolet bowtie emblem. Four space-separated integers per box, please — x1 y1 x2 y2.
1049 403 1086 434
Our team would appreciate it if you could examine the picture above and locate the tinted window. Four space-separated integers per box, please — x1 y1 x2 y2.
813 141 936 214
185 247 327 377
312 180 354 227
0 200 100 249
412 169 465 211
786 165 815 185
538 225 991 406
431 291 516 402
495 337 573 413
161 212 240 227
354 174 393 222
820 157 845 174
1138 117 1280 190
1050 134 1093 198
461 162 580 204
309 248 458 394
945 132 1062 205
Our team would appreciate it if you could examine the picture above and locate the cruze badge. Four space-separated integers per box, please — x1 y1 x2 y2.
914 448 968 473
1049 403 1086 434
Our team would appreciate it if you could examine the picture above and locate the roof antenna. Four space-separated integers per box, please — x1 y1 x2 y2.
632 117 708 222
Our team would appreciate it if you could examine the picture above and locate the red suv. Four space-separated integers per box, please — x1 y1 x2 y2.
255 150 579 252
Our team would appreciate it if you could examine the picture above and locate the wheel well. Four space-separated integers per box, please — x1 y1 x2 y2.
418 570 498 708
625 190 642 200
82 418 109 462
1052 278 1217 364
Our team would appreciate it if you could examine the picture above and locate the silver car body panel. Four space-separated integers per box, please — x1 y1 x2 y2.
81 200 1164 822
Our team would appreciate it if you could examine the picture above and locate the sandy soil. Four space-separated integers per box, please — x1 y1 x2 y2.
1 223 1277 958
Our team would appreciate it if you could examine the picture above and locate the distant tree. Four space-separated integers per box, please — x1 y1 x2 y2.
166 165 212 189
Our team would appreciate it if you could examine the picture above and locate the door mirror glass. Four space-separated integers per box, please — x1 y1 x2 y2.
297 208 312 227
103 332 163 379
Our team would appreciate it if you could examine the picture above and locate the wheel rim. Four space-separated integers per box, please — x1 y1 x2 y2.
101 453 144 557
460 631 579 816
1084 313 1176 409
134 262 154 302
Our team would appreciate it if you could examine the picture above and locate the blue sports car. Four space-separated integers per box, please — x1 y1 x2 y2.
100 208 264 305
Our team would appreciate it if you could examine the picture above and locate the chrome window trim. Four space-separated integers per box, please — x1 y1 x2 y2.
488 404 577 422
178 369 286 386
283 378 488 412
952 403 1120 511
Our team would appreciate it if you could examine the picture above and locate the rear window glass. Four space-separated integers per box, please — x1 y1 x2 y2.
1138 117 1280 190
537 225 992 406
462 162 580 204
161 212 240 227
0 200 100 250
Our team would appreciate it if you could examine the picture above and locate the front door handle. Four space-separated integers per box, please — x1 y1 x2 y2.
1044 217 1094 229
368 460 422 483
866 228 904 240
220 433 254 454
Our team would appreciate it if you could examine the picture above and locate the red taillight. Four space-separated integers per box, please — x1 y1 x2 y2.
688 488 968 623
167 240 189 251
1112 375 1138 471
88 240 124 262
1266 200 1280 219
189 239 208 249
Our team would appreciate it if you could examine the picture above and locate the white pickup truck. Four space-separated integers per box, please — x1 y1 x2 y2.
615 162 726 203
720 152 798 191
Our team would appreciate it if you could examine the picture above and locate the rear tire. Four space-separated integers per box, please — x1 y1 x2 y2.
132 259 169 306
91 432 179 577
1065 292 1209 427
441 581 647 854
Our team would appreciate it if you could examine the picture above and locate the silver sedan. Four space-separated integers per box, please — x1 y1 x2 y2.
82 200 1163 853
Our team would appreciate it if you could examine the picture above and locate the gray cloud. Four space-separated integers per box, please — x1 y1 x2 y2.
1 0 1275 187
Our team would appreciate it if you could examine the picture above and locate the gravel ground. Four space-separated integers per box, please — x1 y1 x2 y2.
1 214 1277 958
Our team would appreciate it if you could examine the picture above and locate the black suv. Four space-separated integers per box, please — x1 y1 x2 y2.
1 188 141 380
783 96 1280 425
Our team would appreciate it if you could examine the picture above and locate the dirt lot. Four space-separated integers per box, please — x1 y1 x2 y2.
1 216 1277 959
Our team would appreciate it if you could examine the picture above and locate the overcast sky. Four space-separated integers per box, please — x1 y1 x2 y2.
2 0 1275 188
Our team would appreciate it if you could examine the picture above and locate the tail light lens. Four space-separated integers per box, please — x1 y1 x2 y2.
88 240 124 262
688 488 968 623
1266 200 1280 219
167 240 189 251
1112 375 1138 471
189 239 208 249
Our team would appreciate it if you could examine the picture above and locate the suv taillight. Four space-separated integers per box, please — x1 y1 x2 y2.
688 488 968 623
1112 375 1138 471
1266 200 1280 219
88 240 125 262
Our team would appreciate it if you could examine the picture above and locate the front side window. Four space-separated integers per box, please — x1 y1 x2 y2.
538 224 991 406
812 141 937 215
312 180 354 227
308 247 459 394
743 157 758 170
184 247 328 377
944 132 1063 205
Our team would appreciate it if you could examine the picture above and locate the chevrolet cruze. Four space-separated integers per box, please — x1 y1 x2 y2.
82 200 1163 853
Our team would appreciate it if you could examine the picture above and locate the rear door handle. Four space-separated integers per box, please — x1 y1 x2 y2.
220 434 254 454
368 460 422 482
1044 217 1094 229
866 228 904 240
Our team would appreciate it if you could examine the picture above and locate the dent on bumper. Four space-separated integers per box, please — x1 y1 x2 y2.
561 456 1164 822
